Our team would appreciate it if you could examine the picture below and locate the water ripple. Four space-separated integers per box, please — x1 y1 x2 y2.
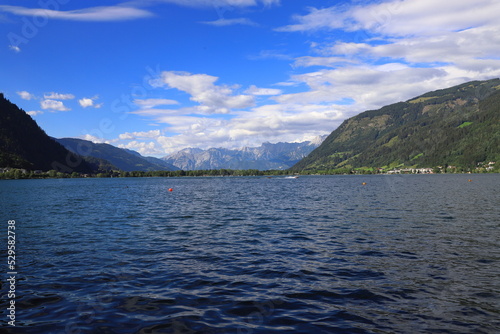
1 175 499 333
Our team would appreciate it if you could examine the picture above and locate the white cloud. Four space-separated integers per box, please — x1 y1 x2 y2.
81 134 109 144
133 98 178 109
79 96 102 108
245 85 282 96
370 26 500 64
129 65 480 155
118 141 161 156
313 25 500 70
272 0 500 116
26 110 43 116
275 6 347 32
276 0 500 36
123 102 342 155
0 5 153 22
322 42 372 56
200 18 258 27
231 104 344 139
274 65 454 111
131 108 185 117
44 92 75 100
119 130 161 140
293 56 358 68
17 91 34 100
79 98 94 108
351 0 500 37
9 45 20 53
159 71 254 114
40 99 70 112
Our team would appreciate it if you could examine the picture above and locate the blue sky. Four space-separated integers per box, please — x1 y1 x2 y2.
1 0 499 157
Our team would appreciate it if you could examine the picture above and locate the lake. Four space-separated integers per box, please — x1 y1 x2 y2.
1 174 499 333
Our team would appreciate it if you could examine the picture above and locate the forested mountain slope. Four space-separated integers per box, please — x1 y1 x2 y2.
292 79 500 171
0 93 93 173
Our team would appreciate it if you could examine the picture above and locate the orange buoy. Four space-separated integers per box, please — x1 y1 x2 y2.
468 179 472 182
168 188 173 192
362 182 367 186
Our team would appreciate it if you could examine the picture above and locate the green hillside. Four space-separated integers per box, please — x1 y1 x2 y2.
0 93 94 173
291 79 500 172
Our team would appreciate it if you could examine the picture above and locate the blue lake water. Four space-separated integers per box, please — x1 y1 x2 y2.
1 174 499 333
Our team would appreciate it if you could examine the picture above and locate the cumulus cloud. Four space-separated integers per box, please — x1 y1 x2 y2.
277 0 500 71
158 71 254 114
79 96 102 108
40 99 70 112
275 6 347 32
280 60 500 114
81 134 109 144
245 85 282 96
276 0 500 82
79 98 94 108
274 65 455 112
78 97 94 108
17 91 34 100
26 110 43 116
119 130 161 140
373 27 500 64
118 141 160 156
124 102 342 155
131 108 185 117
44 92 75 100
0 5 153 22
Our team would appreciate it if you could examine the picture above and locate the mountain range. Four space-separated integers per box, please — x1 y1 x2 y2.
54 137 326 172
162 137 326 170
292 78 500 172
1 78 499 174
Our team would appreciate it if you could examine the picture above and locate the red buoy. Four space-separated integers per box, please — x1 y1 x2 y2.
168 188 173 192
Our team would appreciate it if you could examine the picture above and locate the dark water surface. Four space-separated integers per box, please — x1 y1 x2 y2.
1 174 499 333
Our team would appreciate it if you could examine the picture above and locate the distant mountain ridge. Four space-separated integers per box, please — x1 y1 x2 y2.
163 137 326 170
292 79 500 171
55 138 179 172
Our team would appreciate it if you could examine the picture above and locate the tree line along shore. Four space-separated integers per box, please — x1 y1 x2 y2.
1 162 497 180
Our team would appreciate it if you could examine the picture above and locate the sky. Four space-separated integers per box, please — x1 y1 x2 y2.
1 0 499 157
